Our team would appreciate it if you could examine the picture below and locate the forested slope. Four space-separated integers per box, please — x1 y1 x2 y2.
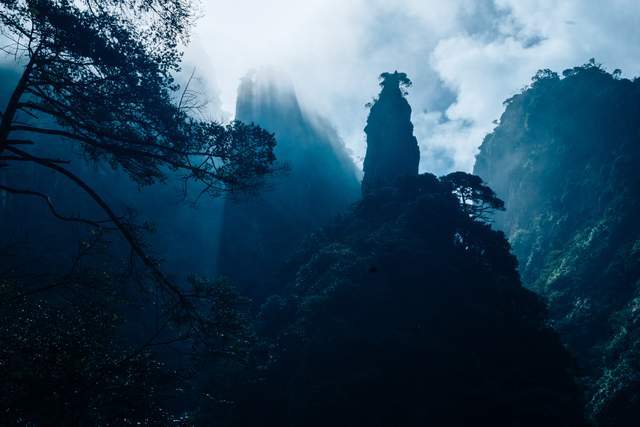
475 62 640 425
210 72 589 427
225 173 588 427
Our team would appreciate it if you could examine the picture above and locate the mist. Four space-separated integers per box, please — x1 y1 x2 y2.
3 2 640 424
186 0 640 175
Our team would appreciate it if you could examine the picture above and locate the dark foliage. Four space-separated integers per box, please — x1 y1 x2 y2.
0 275 177 425
0 2 278 422
0 228 255 425
1 0 276 192
475 61 640 425
225 174 588 427
441 171 505 222
0 0 277 301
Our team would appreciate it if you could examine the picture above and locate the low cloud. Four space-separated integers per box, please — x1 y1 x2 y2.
189 0 640 175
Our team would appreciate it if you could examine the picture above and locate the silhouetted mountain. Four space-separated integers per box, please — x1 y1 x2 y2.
361 71 419 194
225 174 588 427
216 69 360 298
205 74 589 426
475 61 640 426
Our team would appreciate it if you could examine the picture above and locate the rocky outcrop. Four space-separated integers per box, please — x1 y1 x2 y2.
361 71 419 194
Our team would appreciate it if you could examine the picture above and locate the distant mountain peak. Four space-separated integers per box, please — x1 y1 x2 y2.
235 68 303 125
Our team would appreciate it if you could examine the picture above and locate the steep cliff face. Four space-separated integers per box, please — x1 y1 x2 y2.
227 174 587 427
361 71 419 194
216 70 360 298
474 63 640 425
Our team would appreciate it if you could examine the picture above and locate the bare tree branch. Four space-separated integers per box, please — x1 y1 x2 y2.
5 145 187 303
0 183 115 228
0 155 69 163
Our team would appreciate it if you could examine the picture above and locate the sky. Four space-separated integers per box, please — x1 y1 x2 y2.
186 0 640 175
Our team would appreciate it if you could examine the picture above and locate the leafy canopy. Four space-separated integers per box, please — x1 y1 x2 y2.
0 0 279 300
0 0 277 193
441 171 505 222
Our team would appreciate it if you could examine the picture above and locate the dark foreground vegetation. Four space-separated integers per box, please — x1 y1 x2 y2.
224 172 587 426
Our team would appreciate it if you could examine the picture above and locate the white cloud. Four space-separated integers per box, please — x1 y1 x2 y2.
429 0 640 171
188 0 640 175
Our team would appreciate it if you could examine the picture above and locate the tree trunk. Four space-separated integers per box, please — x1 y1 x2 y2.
0 55 35 155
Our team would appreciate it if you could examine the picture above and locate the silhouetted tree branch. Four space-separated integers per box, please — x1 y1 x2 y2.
0 0 279 303
0 183 115 228
441 171 505 223
5 145 186 301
